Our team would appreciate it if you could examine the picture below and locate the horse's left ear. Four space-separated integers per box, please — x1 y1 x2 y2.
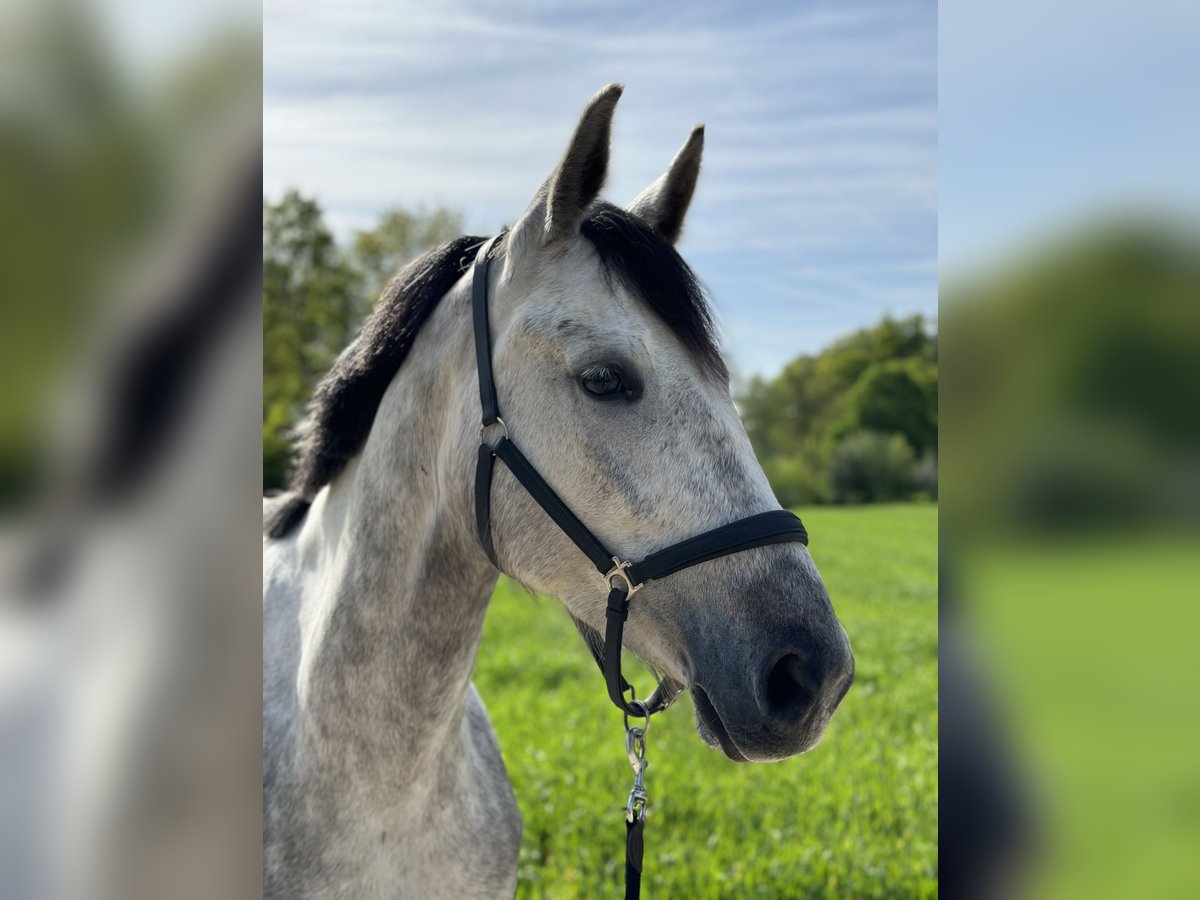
626 125 704 244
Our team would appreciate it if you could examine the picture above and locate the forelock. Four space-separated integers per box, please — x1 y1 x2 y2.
580 202 726 381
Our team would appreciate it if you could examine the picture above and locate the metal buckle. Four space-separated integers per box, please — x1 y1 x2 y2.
479 417 509 445
604 557 642 599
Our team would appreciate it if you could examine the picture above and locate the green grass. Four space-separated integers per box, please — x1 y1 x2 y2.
476 503 938 898
964 534 1200 899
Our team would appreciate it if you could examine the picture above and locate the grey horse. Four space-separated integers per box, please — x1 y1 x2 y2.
263 84 854 899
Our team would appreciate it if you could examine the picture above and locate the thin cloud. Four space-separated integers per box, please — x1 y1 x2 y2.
264 0 936 374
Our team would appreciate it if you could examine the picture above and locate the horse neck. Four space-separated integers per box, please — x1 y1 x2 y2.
294 278 498 787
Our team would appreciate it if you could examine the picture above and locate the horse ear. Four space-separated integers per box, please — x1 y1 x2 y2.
508 84 622 259
626 125 704 244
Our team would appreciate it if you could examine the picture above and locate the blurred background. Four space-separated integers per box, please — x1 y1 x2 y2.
940 0 1200 897
1 0 261 898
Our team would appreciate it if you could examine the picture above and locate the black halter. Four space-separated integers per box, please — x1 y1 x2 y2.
470 234 810 716
470 233 810 899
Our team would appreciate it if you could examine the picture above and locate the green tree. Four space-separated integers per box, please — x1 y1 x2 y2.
351 206 464 309
738 315 938 505
827 431 916 503
263 190 358 489
833 357 938 456
263 195 466 490
940 220 1198 531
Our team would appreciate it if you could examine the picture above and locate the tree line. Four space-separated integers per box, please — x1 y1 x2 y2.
739 315 937 506
264 190 463 487
264 190 938 503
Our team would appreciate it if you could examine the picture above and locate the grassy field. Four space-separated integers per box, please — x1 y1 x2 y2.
475 503 938 898
963 534 1200 899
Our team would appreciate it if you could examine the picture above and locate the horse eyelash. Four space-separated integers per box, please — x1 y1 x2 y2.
580 364 641 399
584 365 620 383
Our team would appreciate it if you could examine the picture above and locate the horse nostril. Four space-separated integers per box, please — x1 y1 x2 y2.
763 652 820 724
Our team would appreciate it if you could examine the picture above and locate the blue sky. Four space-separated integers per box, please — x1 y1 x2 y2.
264 1 937 377
940 0 1200 274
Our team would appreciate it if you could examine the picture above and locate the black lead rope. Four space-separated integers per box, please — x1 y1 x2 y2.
470 235 810 898
626 816 644 900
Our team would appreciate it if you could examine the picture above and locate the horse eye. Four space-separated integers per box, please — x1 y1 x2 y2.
580 365 631 399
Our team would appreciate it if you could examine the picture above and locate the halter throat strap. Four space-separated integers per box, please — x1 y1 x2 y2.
469 235 810 718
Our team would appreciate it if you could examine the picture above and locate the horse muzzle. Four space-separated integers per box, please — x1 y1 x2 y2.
690 625 855 762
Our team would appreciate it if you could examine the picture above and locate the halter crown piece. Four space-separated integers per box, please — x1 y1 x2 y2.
470 234 810 899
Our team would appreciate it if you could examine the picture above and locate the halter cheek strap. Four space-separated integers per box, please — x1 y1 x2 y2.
470 234 810 718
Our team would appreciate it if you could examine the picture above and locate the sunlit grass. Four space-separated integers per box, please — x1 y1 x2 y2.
964 535 1200 899
476 503 938 898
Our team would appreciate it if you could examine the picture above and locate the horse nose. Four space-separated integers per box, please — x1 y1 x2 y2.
758 637 854 726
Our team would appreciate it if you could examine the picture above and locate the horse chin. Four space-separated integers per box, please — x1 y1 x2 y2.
690 685 750 763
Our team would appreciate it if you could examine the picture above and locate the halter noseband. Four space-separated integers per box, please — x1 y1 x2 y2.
470 234 810 719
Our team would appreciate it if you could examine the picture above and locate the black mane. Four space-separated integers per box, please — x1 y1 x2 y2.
581 202 724 378
265 204 722 539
